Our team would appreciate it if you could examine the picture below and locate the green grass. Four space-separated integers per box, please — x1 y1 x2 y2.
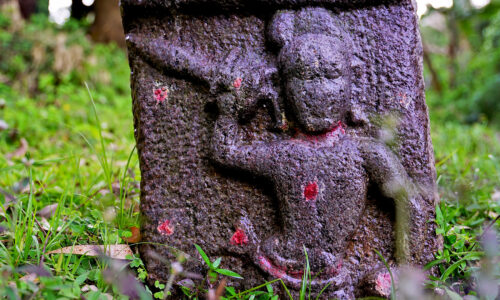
0 9 499 300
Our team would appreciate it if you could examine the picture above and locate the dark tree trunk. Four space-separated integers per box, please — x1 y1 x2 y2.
423 43 443 95
90 0 125 47
71 0 93 20
18 0 36 19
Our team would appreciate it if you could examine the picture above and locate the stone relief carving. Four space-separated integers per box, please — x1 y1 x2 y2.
122 1 440 297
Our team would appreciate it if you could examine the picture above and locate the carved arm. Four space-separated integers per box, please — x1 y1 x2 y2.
210 94 274 177
359 139 417 264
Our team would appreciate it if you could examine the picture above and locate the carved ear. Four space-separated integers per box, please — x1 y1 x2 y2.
267 10 295 48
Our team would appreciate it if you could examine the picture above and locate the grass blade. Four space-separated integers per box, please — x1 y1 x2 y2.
194 244 212 268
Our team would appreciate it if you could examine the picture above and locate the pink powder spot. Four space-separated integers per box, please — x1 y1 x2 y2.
258 256 285 278
153 87 168 103
304 182 319 201
375 272 392 296
327 121 345 135
233 78 242 89
157 220 174 236
230 228 248 246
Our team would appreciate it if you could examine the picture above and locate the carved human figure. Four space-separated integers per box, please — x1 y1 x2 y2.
127 6 419 289
211 8 417 287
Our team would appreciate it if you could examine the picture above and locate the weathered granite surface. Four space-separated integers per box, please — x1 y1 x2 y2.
121 1 441 297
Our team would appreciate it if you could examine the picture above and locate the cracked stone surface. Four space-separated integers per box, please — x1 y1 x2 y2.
122 1 442 297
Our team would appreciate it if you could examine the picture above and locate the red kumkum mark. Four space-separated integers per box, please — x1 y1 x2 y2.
233 77 242 89
291 121 346 145
327 120 345 136
258 256 285 278
157 220 174 236
230 228 248 246
304 182 319 201
154 87 168 103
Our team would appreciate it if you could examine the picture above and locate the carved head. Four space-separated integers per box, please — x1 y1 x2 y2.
269 8 351 133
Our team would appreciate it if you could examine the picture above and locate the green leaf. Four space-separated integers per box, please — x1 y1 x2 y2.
424 258 445 270
440 253 481 281
266 283 273 294
74 271 89 286
225 286 236 296
154 280 165 289
215 268 243 279
300 245 309 300
194 244 212 268
213 257 222 269
436 205 444 224
208 270 218 284
316 282 333 300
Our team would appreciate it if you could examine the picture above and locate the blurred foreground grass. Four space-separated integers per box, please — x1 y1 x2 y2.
0 4 499 299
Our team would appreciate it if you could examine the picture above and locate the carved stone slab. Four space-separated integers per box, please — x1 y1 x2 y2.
121 1 441 297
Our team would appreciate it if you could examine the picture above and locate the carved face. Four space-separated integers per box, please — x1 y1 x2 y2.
280 34 349 133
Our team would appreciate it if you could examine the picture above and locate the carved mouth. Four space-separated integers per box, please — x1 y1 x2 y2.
256 254 343 288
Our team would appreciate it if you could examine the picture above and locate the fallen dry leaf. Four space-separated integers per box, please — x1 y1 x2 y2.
47 244 134 260
39 217 62 232
37 204 58 219
20 273 38 283
12 177 30 194
81 284 98 292
17 264 52 277
488 211 499 220
122 226 141 244
6 138 28 159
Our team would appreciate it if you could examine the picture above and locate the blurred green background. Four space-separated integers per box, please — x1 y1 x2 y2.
0 0 499 298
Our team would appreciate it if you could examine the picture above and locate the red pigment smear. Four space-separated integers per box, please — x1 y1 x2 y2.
287 269 304 279
233 78 242 89
292 121 345 144
258 256 285 278
304 182 319 201
154 87 168 103
157 220 174 235
230 228 248 245
375 272 392 296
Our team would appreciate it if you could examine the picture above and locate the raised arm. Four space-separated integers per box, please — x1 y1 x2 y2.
126 34 224 91
210 94 275 177
359 139 418 264
127 33 285 129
